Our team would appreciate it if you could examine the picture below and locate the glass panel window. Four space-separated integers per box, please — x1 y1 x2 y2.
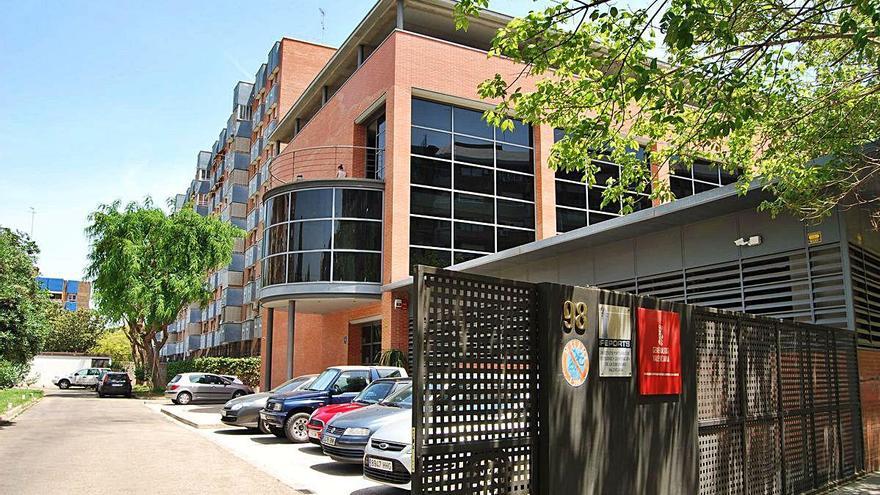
334 371 370 393
454 251 484 264
557 208 587 233
411 187 451 217
497 228 535 251
692 160 720 184
496 199 535 229
267 224 289 255
593 162 620 187
269 193 289 225
590 212 616 224
410 217 451 248
360 323 382 365
287 252 331 282
497 119 531 147
453 107 494 139
335 189 382 219
411 157 451 188
454 164 493 195
412 128 452 160
264 255 287 285
289 220 332 251
454 134 494 166
694 181 718 194
334 252 380 283
454 222 494 252
556 181 586 208
496 171 534 201
412 99 452 131
496 143 532 173
454 193 494 224
588 188 618 213
334 220 381 251
291 189 333 220
670 177 693 198
410 248 451 274
720 167 740 185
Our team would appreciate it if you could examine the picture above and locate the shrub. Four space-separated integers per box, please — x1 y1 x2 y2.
166 357 261 388
0 360 29 389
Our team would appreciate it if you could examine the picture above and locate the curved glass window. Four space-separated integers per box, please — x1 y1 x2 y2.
263 187 382 286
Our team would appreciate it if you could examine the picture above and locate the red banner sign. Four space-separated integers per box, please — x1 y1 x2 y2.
637 308 681 395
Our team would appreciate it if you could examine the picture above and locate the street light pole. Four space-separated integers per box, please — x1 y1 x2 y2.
29 207 35 237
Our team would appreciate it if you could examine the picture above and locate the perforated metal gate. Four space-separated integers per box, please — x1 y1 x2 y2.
695 308 863 495
413 267 539 494
412 268 863 495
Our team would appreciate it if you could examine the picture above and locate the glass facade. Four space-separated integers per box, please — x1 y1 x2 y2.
410 98 536 273
554 143 652 233
670 158 739 198
262 186 383 286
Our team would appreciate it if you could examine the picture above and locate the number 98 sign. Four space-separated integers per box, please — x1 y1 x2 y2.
562 300 587 334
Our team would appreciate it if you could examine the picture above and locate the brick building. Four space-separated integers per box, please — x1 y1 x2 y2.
36 277 90 311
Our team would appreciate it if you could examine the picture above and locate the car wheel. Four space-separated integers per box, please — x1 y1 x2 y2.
258 417 270 435
176 392 192 405
284 413 310 443
232 390 246 399
58 380 70 390
97 392 104 398
269 426 285 438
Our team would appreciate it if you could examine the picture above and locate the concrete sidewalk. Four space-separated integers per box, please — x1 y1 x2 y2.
827 473 880 494
148 401 226 429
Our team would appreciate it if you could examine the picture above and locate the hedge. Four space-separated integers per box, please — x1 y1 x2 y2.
166 357 261 388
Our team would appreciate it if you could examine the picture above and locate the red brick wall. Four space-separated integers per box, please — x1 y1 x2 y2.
860 348 880 472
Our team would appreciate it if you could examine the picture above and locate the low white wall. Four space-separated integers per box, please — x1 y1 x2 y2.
26 356 97 388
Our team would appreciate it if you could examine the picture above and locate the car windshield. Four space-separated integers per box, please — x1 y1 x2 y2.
274 376 309 394
353 381 394 405
308 369 339 391
380 384 413 408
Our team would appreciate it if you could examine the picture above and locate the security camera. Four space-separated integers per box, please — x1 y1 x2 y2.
734 235 762 247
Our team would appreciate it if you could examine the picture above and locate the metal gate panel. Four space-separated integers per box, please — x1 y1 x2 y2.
413 267 539 495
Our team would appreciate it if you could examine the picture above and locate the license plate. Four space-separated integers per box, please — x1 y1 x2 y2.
368 458 393 472
323 436 336 446
222 410 229 417
112 383 122 387
308 429 320 439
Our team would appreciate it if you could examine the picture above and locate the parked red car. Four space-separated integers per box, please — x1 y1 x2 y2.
306 377 411 445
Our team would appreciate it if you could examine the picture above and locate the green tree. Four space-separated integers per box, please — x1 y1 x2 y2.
89 328 134 369
44 306 107 353
455 0 880 226
86 199 242 386
0 228 51 387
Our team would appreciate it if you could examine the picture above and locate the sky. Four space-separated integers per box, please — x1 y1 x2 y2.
0 0 549 281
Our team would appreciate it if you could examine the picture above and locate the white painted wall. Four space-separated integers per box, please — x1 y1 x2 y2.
26 355 104 388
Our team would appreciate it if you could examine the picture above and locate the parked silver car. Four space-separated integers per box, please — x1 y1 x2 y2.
53 367 111 389
221 374 316 433
164 373 253 405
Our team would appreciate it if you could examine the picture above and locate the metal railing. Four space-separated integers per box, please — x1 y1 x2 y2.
264 145 386 190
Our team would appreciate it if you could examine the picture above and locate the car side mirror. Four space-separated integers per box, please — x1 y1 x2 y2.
330 385 341 395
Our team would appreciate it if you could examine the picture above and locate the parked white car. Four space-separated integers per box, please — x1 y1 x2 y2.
363 408 413 490
52 367 110 389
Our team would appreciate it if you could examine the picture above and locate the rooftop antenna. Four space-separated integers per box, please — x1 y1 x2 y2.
319 8 326 42
28 207 35 237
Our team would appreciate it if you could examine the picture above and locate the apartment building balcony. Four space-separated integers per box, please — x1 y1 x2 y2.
197 150 212 171
265 84 279 111
246 206 261 232
222 182 248 206
221 287 244 307
218 323 242 344
217 128 228 148
243 281 254 305
245 243 261 267
192 178 210 195
259 160 270 189
220 208 246 230
188 334 201 351
252 101 264 129
259 179 384 314
250 137 263 164
255 63 267 96
224 153 250 175
227 116 252 141
189 306 202 324
264 145 385 190
242 319 254 341
267 41 280 78
264 120 277 145
248 171 262 197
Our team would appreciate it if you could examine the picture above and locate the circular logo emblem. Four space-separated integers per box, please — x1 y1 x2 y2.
562 339 589 388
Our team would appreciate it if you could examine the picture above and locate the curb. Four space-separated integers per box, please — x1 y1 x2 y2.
159 407 225 429
0 395 42 422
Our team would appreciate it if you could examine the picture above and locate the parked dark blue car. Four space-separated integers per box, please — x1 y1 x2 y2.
260 365 407 442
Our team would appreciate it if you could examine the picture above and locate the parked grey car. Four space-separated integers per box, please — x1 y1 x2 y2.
164 373 253 405
321 382 413 463
221 374 316 433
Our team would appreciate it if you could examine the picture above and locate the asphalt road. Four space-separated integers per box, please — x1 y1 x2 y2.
0 389 302 495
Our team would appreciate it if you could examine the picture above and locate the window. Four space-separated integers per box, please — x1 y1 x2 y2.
410 98 535 273
355 381 394 404
553 130 652 233
66 294 77 302
670 158 740 198
361 322 382 364
334 370 370 393
263 187 382 286
366 113 386 180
